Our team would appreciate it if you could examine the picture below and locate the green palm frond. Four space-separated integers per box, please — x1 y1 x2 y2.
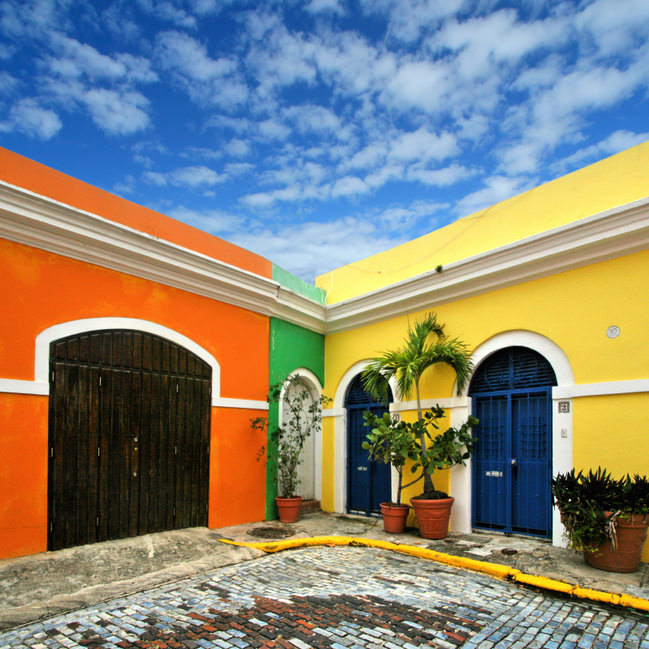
361 313 473 404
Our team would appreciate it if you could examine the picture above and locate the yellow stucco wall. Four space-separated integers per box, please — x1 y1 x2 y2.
316 141 649 304
321 249 649 533
573 394 649 478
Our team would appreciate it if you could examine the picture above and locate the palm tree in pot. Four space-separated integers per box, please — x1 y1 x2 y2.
361 312 477 538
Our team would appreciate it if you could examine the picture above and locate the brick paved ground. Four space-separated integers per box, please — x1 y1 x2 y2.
2 547 649 649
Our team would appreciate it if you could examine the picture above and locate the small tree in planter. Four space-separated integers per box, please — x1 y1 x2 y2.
363 406 478 538
552 467 649 572
252 374 328 523
363 408 477 534
362 411 417 532
362 312 477 538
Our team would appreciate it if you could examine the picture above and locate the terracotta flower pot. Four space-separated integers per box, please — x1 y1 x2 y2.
275 496 302 523
380 503 410 533
584 513 649 573
411 497 454 539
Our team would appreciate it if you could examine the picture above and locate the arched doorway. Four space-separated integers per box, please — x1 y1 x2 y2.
48 329 211 550
469 346 557 538
344 374 392 515
279 370 323 502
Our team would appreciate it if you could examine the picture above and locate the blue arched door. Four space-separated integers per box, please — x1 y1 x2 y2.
470 347 556 538
345 375 392 515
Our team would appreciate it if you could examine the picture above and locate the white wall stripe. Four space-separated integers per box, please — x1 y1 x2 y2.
0 379 49 395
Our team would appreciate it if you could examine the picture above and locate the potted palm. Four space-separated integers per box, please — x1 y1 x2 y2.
361 312 477 539
252 375 328 523
552 468 649 572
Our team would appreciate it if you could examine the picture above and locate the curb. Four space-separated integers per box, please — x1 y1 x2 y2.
220 536 649 613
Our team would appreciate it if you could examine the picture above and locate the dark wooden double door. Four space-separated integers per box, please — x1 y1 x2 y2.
48 330 211 551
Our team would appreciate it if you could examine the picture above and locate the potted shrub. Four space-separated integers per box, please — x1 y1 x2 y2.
252 375 328 523
361 312 477 539
551 467 649 572
363 408 477 535
362 411 417 533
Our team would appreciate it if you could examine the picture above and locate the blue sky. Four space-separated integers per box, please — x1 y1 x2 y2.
1 0 648 282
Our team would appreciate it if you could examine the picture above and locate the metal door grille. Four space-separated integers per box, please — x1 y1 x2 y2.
470 347 556 538
345 375 391 515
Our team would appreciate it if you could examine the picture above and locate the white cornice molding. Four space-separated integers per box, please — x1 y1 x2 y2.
325 197 649 332
2 181 648 336
0 181 326 334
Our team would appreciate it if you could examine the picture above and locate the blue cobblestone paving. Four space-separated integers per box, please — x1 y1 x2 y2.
1 547 648 648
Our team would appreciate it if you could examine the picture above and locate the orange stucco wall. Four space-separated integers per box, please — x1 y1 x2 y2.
0 237 270 558
209 408 268 528
0 147 272 279
0 394 48 559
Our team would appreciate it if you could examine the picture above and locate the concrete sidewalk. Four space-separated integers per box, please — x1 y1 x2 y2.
2 511 649 630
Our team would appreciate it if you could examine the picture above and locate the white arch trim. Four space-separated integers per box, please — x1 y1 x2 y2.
4 317 267 410
451 329 575 544
278 368 324 501
464 330 575 394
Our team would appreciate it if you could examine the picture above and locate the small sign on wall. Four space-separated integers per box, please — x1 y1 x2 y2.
558 401 570 413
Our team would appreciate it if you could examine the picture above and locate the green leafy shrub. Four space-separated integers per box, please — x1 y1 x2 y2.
362 406 478 504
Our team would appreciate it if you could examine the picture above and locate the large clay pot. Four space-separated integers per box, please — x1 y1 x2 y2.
275 496 302 523
411 497 454 539
380 503 410 534
584 513 649 573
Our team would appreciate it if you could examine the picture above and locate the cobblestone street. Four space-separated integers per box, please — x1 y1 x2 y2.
2 546 649 649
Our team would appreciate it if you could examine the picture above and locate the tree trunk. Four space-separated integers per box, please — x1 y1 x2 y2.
416 383 435 495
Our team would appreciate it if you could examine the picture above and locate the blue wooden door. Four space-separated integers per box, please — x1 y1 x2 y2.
470 347 555 538
345 376 391 515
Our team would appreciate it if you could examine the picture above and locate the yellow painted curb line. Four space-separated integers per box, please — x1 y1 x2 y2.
220 536 649 613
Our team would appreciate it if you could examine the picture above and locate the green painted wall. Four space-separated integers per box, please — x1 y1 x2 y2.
266 317 325 518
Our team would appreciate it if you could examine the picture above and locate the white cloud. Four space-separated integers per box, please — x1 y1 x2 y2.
144 165 227 187
455 175 533 218
343 143 387 171
575 0 649 56
437 10 566 71
136 0 196 28
0 70 17 94
225 161 254 176
408 164 472 187
1 97 62 139
389 128 458 163
361 0 464 44
155 30 246 107
375 199 448 230
382 60 448 113
224 138 251 157
0 0 69 38
258 119 291 141
47 35 157 83
82 88 150 135
168 206 240 233
156 31 234 82
285 104 344 137
553 130 649 172
331 175 369 198
305 0 345 15
230 215 408 282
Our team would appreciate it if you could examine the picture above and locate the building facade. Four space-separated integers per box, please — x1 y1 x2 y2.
316 142 649 556
1 142 648 560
